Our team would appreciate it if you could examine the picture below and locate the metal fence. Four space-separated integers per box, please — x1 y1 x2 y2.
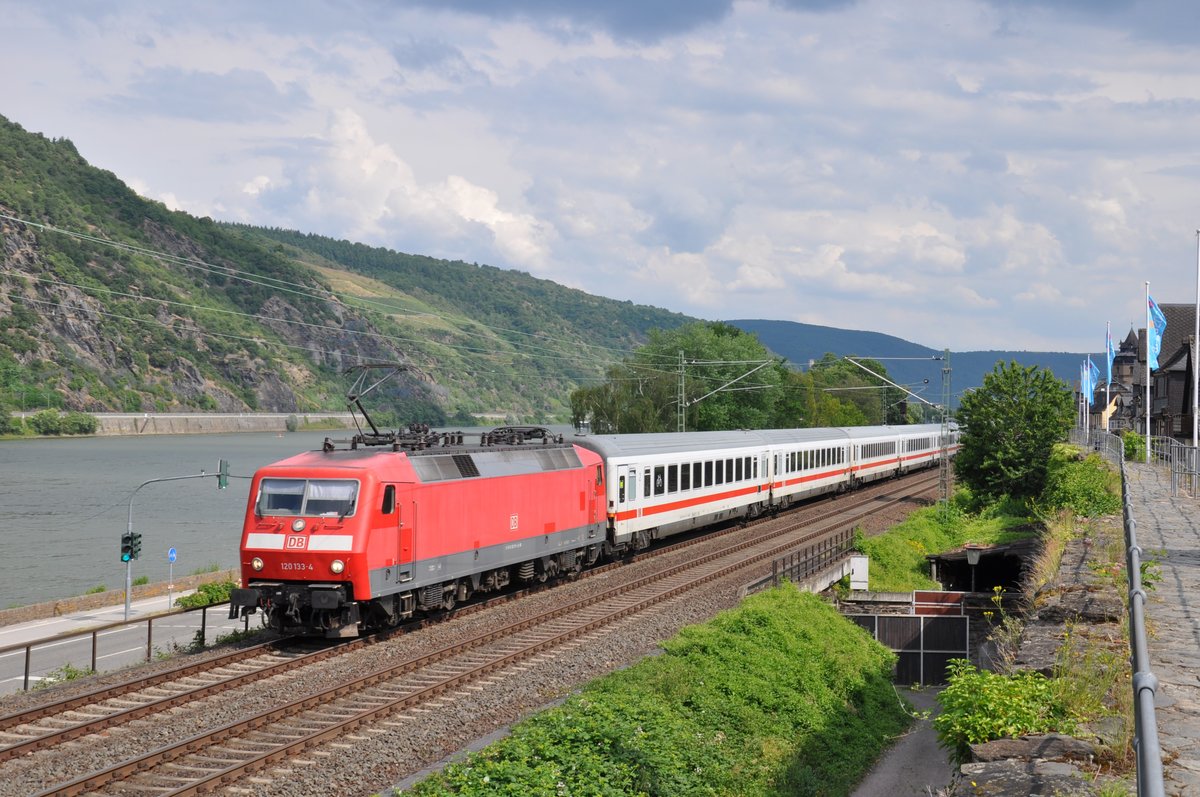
0 602 250 694
1148 435 1200 497
1070 428 1165 797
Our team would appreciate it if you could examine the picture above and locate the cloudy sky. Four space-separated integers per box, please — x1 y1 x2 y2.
5 0 1200 354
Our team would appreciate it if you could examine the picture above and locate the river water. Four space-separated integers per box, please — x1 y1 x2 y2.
1 430 352 607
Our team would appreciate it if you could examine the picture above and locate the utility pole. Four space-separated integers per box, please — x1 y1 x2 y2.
939 349 952 508
678 351 686 433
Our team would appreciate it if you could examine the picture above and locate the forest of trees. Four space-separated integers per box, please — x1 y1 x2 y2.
570 321 927 434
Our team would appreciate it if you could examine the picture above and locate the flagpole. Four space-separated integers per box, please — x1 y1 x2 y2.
1193 230 1199 449
1106 321 1111 432
1146 280 1152 462
1085 355 1091 446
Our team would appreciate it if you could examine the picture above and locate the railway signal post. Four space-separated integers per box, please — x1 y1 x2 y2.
122 462 236 621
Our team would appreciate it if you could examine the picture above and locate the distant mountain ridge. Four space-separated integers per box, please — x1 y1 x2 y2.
727 319 1087 407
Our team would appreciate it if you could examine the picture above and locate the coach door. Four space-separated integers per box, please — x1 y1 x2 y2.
616 464 630 516
396 491 413 582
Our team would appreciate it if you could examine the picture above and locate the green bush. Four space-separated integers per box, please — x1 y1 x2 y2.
27 409 62 435
1039 445 1121 517
1121 431 1145 462
0 412 22 434
175 579 238 609
61 411 98 434
934 659 1073 762
406 587 909 797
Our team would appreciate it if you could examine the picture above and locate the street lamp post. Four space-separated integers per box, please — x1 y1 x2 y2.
965 546 982 593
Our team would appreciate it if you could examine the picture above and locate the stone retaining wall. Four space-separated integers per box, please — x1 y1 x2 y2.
0 569 241 627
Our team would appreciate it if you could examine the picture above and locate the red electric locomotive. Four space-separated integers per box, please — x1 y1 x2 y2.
229 425 606 637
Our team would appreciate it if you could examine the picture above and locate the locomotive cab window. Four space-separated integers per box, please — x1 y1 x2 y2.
258 478 359 518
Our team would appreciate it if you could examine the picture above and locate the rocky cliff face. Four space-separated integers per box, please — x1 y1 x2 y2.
0 209 437 414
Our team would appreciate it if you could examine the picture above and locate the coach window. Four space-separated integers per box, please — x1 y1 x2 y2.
654 466 665 496
714 460 724 485
724 458 732 482
668 464 678 493
619 475 626 502
693 462 702 488
644 471 652 498
681 463 691 490
705 460 714 486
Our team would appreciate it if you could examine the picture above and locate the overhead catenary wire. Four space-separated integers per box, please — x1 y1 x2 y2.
0 211 682 369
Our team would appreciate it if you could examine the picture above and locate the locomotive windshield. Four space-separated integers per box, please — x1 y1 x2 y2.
258 478 359 518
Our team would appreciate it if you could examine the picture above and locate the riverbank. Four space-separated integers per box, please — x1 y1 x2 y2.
0 569 240 628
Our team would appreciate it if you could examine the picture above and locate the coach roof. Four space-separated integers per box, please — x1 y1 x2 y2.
572 428 852 459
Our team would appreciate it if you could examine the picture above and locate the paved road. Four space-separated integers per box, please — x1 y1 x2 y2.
0 590 254 694
851 687 952 797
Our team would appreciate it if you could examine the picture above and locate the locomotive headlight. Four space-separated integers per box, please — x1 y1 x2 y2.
330 559 345 574
251 557 264 571
291 519 306 532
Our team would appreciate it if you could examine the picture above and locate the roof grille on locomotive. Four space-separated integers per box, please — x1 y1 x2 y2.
323 364 564 453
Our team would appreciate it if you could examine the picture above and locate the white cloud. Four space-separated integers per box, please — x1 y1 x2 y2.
5 0 1200 351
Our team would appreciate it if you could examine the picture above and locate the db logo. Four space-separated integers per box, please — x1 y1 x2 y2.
509 514 519 530
285 535 308 550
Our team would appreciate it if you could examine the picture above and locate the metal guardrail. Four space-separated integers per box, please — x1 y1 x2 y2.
0 602 249 692
1147 435 1200 498
1070 428 1164 796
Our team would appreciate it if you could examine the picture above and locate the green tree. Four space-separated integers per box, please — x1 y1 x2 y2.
571 322 784 433
954 361 1074 500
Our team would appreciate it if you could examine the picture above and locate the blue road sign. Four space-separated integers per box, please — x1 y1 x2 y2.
168 547 177 563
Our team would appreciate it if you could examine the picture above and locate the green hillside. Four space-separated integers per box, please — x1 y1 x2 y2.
223 225 693 420
0 114 690 423
729 319 1091 408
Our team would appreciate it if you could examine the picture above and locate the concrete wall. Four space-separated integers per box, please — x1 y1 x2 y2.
92 413 354 436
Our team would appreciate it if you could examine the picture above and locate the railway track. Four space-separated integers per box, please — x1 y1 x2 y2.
25 473 936 796
0 470 931 762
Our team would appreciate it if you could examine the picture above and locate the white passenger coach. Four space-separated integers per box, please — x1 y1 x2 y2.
574 423 957 552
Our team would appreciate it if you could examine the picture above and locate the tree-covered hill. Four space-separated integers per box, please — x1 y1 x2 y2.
222 225 693 419
729 319 1092 407
0 114 690 422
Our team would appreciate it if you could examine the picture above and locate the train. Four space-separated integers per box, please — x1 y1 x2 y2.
229 422 959 637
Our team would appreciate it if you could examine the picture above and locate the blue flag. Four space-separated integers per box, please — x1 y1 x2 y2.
1106 326 1115 386
1148 296 1167 370
1087 358 1099 406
